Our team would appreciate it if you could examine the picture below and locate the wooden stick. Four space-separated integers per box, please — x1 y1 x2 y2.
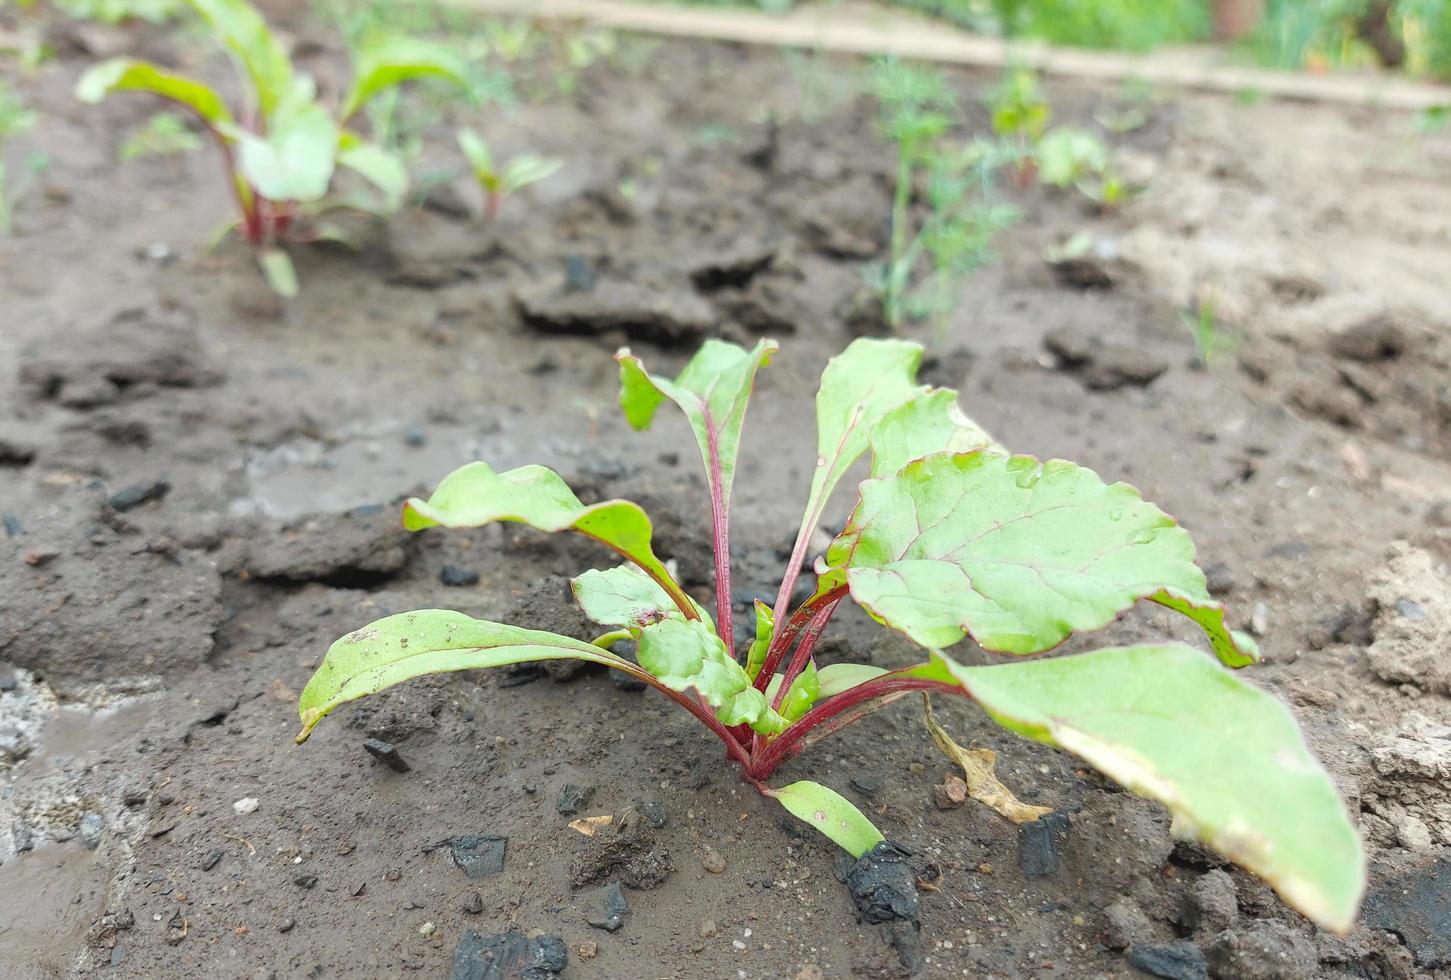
439 0 1451 110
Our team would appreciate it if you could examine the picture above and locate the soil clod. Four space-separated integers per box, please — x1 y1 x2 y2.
1363 857 1451 968
557 784 595 816
1019 812 1070 877
439 565 481 587
583 880 629 931
449 928 568 980
363 738 411 773
431 835 507 879
841 841 920 927
1125 941 1208 979
1204 922 1317 980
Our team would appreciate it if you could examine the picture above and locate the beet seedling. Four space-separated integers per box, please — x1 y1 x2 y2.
74 0 467 295
296 337 1364 933
456 127 562 220
988 66 1050 186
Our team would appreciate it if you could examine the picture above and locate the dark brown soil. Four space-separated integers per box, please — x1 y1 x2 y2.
3 5 1451 979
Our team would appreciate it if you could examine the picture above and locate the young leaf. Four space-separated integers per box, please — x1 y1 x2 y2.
743 600 774 681
232 99 338 202
571 564 707 629
635 618 784 735
187 0 294 119
868 388 998 479
618 338 778 651
257 247 297 298
341 37 468 121
764 662 819 722
941 644 1364 933
815 662 888 698
75 59 233 126
841 451 1256 665
337 135 407 208
404 461 696 621
774 338 926 619
456 127 495 188
617 338 779 528
296 610 636 741
769 780 885 858
502 153 564 195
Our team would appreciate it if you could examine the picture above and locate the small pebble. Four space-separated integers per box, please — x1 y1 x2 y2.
461 892 483 914
108 480 171 513
419 921 435 937
277 918 296 934
439 565 480 588
1249 602 1271 637
79 813 104 850
403 426 427 447
233 797 259 815
699 920 718 938
700 846 727 874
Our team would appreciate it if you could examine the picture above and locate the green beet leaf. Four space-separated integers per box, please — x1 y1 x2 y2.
617 338 778 527
763 661 820 722
341 37 468 121
770 781 885 858
403 461 696 621
76 59 234 126
258 247 298 298
635 619 784 734
232 96 338 203
841 451 1256 665
789 338 926 563
942 644 1363 933
868 387 999 478
571 564 709 629
815 662 888 698
188 0 294 120
337 134 408 208
296 610 639 741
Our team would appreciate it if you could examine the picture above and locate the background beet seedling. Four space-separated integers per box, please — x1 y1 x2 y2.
296 336 1364 935
74 0 467 295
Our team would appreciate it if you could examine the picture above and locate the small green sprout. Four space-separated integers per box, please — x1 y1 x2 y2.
988 66 1051 185
867 60 1017 330
295 336 1364 937
0 80 43 236
456 127 562 220
1185 288 1236 367
119 111 204 161
74 0 468 296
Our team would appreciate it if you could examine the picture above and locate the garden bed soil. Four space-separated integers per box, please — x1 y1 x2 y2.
2 7 1451 978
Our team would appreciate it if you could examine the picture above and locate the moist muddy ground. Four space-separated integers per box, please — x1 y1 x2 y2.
2 5 1451 978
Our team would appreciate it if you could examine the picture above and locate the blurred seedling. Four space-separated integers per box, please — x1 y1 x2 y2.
0 80 44 235
456 127 562 220
987 66 1050 185
75 0 468 296
120 110 203 160
868 59 1017 330
1184 289 1235 368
